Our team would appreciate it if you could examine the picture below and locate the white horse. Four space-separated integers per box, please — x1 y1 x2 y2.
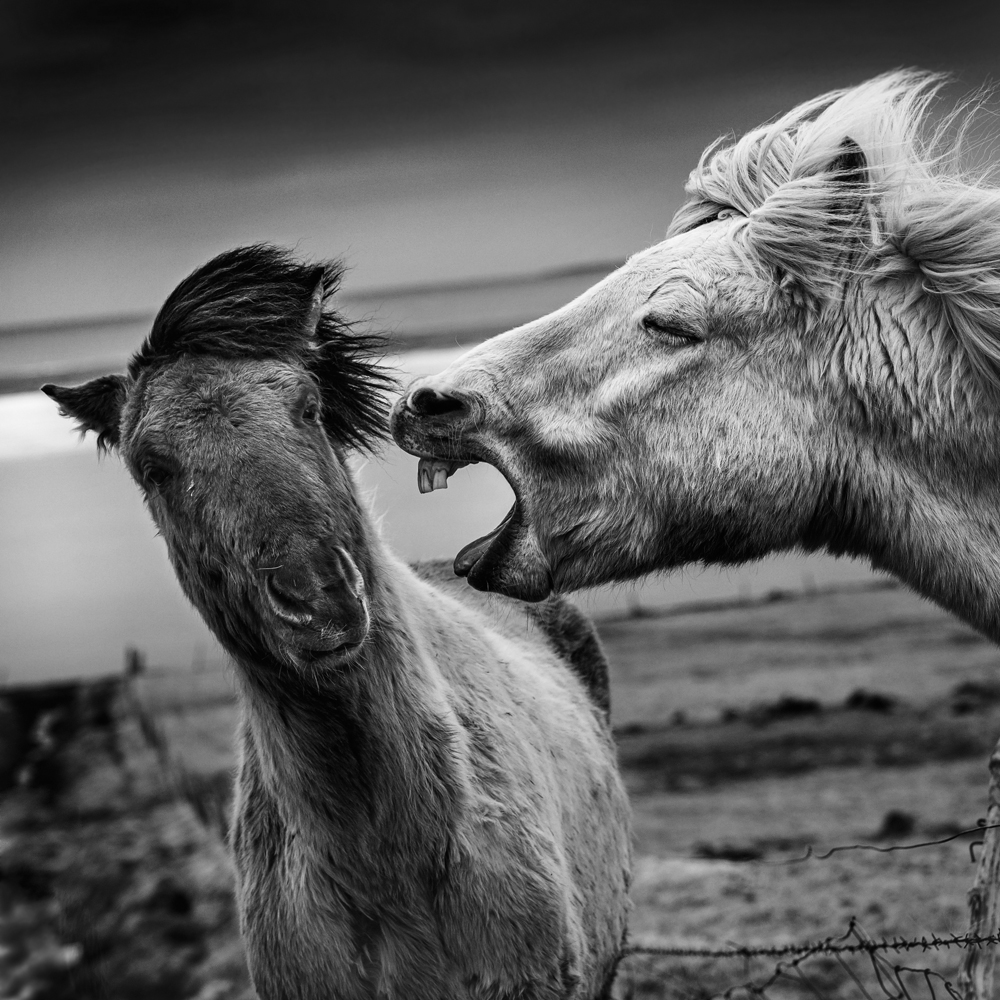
392 70 1000 644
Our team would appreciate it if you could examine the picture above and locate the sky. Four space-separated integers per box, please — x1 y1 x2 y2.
3 1 998 326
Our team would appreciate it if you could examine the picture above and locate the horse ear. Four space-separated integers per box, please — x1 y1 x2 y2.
821 137 872 242
41 375 127 451
304 268 325 338
828 138 868 187
777 268 815 311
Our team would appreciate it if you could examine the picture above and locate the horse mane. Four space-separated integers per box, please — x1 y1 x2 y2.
130 244 396 450
669 69 1000 385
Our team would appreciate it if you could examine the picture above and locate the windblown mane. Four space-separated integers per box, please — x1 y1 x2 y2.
131 244 395 450
669 70 1000 384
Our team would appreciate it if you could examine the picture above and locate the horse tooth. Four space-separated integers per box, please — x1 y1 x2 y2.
417 459 434 494
418 457 462 493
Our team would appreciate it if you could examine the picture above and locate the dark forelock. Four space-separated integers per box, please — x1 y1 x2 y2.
130 244 395 450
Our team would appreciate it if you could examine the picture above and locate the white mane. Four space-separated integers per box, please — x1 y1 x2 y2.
670 70 1000 384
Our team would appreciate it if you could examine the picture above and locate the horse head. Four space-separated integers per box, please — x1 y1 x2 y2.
392 219 809 600
45 245 395 673
392 71 1000 604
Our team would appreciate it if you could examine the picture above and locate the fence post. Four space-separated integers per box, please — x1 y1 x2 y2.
958 740 1000 1000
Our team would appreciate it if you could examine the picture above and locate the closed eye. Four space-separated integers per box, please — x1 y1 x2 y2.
641 315 702 347
687 205 742 232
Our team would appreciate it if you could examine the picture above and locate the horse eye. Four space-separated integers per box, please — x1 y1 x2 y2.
142 462 172 491
301 398 321 423
716 207 739 221
642 315 702 346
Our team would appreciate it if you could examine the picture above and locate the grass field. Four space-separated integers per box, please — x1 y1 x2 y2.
601 581 997 726
620 758 988 998
4 579 1000 999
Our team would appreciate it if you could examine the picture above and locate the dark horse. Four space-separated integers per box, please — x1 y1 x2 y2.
43 246 631 1000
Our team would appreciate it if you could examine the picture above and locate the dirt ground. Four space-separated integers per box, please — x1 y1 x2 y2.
4 580 1000 999
0 691 252 1000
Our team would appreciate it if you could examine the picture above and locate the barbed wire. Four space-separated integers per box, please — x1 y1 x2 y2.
621 929 1000 961
618 918 991 1000
759 821 1000 866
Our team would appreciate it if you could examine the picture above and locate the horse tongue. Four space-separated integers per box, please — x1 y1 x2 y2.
454 532 497 577
454 505 515 577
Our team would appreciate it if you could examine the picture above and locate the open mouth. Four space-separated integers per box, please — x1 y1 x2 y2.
453 502 519 578
391 390 552 599
416 457 469 494
416 455 526 586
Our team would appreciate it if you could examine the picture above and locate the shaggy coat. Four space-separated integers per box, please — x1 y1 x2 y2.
43 246 631 1000
391 71 1000 641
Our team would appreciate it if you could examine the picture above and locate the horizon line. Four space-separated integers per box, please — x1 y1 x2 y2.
0 258 623 340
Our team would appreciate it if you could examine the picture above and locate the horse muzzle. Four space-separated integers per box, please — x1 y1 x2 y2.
390 383 555 602
390 382 487 465
262 543 370 659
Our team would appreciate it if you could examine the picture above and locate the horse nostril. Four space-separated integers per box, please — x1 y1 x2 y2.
265 569 315 625
407 387 467 418
269 565 313 603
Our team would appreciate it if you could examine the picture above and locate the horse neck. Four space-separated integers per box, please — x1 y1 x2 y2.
815 292 1000 639
233 546 463 879
818 290 1000 640
847 464 1000 641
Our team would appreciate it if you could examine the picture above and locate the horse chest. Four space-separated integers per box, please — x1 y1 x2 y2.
233 792 584 1000
233 789 459 999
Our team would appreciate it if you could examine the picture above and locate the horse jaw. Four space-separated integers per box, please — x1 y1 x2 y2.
453 498 554 602
390 400 556 600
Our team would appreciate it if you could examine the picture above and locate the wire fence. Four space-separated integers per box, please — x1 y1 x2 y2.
620 919 995 999
616 817 1000 1000
619 920 1000 1000
120 673 1000 1000
623 927 1000 962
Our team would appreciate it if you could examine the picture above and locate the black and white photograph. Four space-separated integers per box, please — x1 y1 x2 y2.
3 2 1000 997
